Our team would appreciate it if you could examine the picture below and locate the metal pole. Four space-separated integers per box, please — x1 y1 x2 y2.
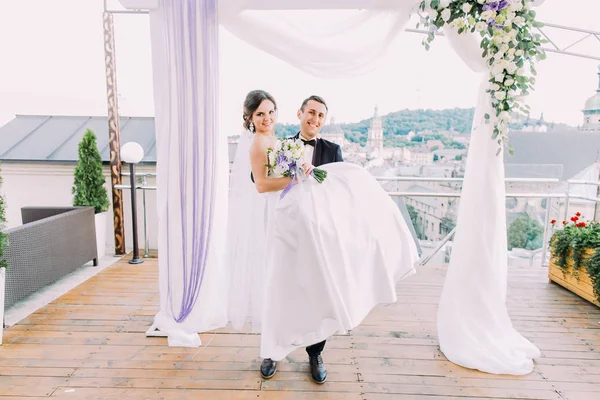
540 197 552 268
128 164 143 265
418 227 456 266
142 174 149 258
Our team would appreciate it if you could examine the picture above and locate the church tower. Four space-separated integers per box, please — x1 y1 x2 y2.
582 65 600 132
366 106 384 156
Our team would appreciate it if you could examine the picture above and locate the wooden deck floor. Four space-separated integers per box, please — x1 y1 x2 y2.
1 257 599 400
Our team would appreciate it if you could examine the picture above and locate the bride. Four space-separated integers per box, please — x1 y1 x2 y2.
226 89 419 382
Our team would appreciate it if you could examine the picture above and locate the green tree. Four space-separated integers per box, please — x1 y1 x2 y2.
0 164 8 269
406 204 423 239
507 215 544 250
72 129 110 214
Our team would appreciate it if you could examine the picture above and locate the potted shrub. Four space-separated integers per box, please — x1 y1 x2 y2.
72 129 110 258
549 212 600 307
0 165 8 344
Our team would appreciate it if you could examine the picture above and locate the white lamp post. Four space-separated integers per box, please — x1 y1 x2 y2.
121 142 145 264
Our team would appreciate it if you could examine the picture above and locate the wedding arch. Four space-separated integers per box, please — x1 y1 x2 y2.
114 0 549 375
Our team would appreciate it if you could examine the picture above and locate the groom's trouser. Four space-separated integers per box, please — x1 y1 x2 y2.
306 340 326 357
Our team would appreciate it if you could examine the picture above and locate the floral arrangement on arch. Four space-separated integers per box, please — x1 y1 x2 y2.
419 0 547 155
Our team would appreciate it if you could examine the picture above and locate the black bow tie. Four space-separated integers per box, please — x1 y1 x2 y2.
302 139 316 147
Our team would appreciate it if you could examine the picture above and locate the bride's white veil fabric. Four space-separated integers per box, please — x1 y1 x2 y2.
225 130 268 332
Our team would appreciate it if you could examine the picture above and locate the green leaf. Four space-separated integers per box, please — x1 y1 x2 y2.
485 113 490 120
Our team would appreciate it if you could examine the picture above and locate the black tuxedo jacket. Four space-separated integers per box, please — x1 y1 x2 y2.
291 132 343 167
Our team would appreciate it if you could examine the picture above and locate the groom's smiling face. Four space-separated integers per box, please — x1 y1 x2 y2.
298 100 327 140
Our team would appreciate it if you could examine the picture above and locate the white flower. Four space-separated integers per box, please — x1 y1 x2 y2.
481 10 496 21
439 0 451 8
514 16 526 25
491 83 501 91
510 2 524 12
493 35 504 45
426 8 438 19
499 111 511 121
495 91 507 100
507 47 516 55
476 21 488 31
500 44 510 53
284 150 292 159
505 78 515 86
494 73 505 82
515 49 524 56
477 0 486 4
506 61 518 74
462 3 472 13
441 8 451 22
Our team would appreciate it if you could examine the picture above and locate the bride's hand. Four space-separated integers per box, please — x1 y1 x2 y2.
302 162 315 176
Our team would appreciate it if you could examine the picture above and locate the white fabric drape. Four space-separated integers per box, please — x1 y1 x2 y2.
145 0 229 347
218 0 421 78
436 27 541 375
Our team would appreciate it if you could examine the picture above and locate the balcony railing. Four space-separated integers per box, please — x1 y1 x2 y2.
116 173 600 268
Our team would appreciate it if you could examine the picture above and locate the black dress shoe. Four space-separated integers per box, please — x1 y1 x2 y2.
309 354 327 384
260 358 277 379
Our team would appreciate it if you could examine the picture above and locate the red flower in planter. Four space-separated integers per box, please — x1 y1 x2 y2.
571 216 579 222
577 222 587 228
563 221 568 225
576 212 581 217
550 219 557 225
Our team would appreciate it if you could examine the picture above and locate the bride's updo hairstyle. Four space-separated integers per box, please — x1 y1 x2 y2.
242 89 277 132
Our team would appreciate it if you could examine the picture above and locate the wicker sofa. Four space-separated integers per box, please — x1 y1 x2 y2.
1 207 98 308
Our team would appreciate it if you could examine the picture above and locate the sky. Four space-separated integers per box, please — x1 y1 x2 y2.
0 0 599 137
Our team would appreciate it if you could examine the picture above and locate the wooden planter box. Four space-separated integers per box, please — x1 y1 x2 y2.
549 249 600 307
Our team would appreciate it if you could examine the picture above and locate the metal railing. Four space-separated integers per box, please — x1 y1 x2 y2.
116 173 600 267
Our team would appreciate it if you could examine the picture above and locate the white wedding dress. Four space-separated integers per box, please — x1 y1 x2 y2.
226 132 419 361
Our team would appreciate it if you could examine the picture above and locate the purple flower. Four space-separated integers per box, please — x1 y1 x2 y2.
483 0 509 12
276 152 287 165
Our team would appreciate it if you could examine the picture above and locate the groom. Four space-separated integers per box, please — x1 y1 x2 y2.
260 95 343 384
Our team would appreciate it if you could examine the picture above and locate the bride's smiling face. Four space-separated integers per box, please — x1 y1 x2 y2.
251 100 277 134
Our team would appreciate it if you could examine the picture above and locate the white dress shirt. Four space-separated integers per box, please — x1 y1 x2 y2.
300 134 317 164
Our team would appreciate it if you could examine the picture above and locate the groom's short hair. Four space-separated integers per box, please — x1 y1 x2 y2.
300 95 328 112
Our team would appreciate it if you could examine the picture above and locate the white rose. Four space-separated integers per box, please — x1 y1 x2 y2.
506 61 518 74
439 0 451 8
511 2 524 12
505 78 515 86
494 73 505 82
508 47 516 55
284 150 292 159
481 10 496 21
476 21 488 31
514 16 526 25
426 8 438 19
491 83 501 91
500 43 510 53
495 91 507 100
515 49 524 56
506 54 515 61
493 35 504 45
441 8 451 22
462 3 472 13
477 0 486 3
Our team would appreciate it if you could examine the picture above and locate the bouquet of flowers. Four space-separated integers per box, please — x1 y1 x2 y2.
265 138 327 198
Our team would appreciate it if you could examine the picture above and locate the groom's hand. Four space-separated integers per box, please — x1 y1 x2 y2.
302 162 315 176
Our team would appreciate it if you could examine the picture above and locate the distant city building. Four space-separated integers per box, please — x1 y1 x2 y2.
366 106 384 157
581 65 600 132
320 117 345 147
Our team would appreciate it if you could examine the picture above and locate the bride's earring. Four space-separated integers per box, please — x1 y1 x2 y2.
249 122 255 133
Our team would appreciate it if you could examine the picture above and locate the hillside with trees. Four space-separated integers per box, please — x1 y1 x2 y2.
272 107 573 147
